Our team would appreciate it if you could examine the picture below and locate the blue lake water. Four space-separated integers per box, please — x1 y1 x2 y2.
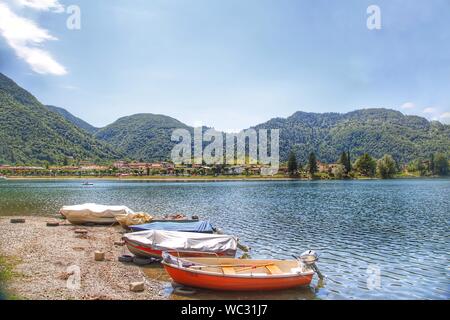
0 179 448 299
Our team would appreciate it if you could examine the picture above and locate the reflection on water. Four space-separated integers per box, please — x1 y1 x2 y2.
0 178 449 299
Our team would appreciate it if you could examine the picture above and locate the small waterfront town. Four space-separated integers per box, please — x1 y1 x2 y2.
0 160 287 177
0 153 446 179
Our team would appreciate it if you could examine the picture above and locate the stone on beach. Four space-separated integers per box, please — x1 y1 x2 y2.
129 281 145 292
94 251 105 261
10 218 25 223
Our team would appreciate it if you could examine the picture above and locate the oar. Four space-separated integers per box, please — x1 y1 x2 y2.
188 262 275 270
189 263 260 269
234 263 275 273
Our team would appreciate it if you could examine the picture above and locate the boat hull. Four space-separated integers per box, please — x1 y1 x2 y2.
65 216 117 225
163 264 314 291
125 240 236 259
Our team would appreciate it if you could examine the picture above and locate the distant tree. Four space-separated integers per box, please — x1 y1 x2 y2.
407 159 426 176
346 150 352 172
287 151 298 176
354 153 376 177
434 153 449 176
334 164 345 179
63 157 68 166
338 151 351 174
376 154 397 179
308 152 317 176
429 154 435 174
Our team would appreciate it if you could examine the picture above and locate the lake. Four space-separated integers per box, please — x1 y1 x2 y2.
0 178 448 300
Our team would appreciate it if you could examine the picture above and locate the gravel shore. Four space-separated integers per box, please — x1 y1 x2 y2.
0 216 165 300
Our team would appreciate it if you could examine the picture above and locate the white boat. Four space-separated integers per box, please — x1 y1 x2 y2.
59 203 134 225
122 229 238 258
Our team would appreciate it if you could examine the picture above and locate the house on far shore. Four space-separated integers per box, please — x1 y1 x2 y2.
0 165 45 173
227 166 245 175
113 161 128 169
317 161 328 173
317 161 340 174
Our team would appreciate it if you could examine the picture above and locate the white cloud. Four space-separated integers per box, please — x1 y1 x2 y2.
0 3 67 75
439 112 450 124
60 85 78 90
400 102 415 110
15 0 64 13
423 107 437 114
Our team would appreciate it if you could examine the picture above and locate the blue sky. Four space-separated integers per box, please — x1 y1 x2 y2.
0 0 449 131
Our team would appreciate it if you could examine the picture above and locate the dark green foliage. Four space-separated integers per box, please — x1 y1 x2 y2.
0 73 119 164
376 154 397 179
354 153 376 177
94 113 192 162
45 105 98 134
407 159 427 176
1 72 449 166
433 153 449 176
338 151 352 174
347 151 352 172
254 109 450 164
308 152 317 175
287 151 298 175
430 154 435 174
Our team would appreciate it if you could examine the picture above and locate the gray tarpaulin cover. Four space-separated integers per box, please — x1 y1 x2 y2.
129 220 214 233
60 203 134 217
60 203 134 224
123 230 238 252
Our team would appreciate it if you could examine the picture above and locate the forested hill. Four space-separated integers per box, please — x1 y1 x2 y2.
253 109 450 163
1 72 449 165
0 72 118 164
94 113 192 162
45 105 98 134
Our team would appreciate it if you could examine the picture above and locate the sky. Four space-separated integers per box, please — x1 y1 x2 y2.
0 0 449 131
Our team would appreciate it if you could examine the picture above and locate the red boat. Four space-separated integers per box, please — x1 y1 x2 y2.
162 253 319 291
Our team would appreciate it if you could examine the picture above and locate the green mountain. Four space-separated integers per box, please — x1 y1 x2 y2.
0 73 119 165
45 105 98 134
94 113 192 162
1 72 448 165
253 109 450 164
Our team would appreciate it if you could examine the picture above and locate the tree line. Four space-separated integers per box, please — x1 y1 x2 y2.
287 150 449 179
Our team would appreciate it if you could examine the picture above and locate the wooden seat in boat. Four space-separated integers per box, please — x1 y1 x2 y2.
222 267 236 275
266 265 282 274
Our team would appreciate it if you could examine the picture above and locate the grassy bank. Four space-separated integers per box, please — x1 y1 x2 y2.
0 255 21 300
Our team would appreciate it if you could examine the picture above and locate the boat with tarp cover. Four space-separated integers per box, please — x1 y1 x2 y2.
123 230 238 258
59 203 133 225
129 220 215 233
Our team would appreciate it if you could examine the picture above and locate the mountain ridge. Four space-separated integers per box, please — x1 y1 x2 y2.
0 72 119 164
1 72 449 164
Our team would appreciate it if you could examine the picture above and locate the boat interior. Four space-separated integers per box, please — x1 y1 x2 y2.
169 257 310 276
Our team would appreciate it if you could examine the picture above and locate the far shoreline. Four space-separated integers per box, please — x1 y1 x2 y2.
1 174 446 182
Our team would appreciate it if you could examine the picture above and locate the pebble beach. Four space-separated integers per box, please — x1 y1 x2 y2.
0 216 165 300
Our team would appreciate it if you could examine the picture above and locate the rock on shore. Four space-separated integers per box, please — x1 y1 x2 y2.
0 216 164 300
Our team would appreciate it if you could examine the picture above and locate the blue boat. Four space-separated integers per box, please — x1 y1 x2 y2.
129 220 215 233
